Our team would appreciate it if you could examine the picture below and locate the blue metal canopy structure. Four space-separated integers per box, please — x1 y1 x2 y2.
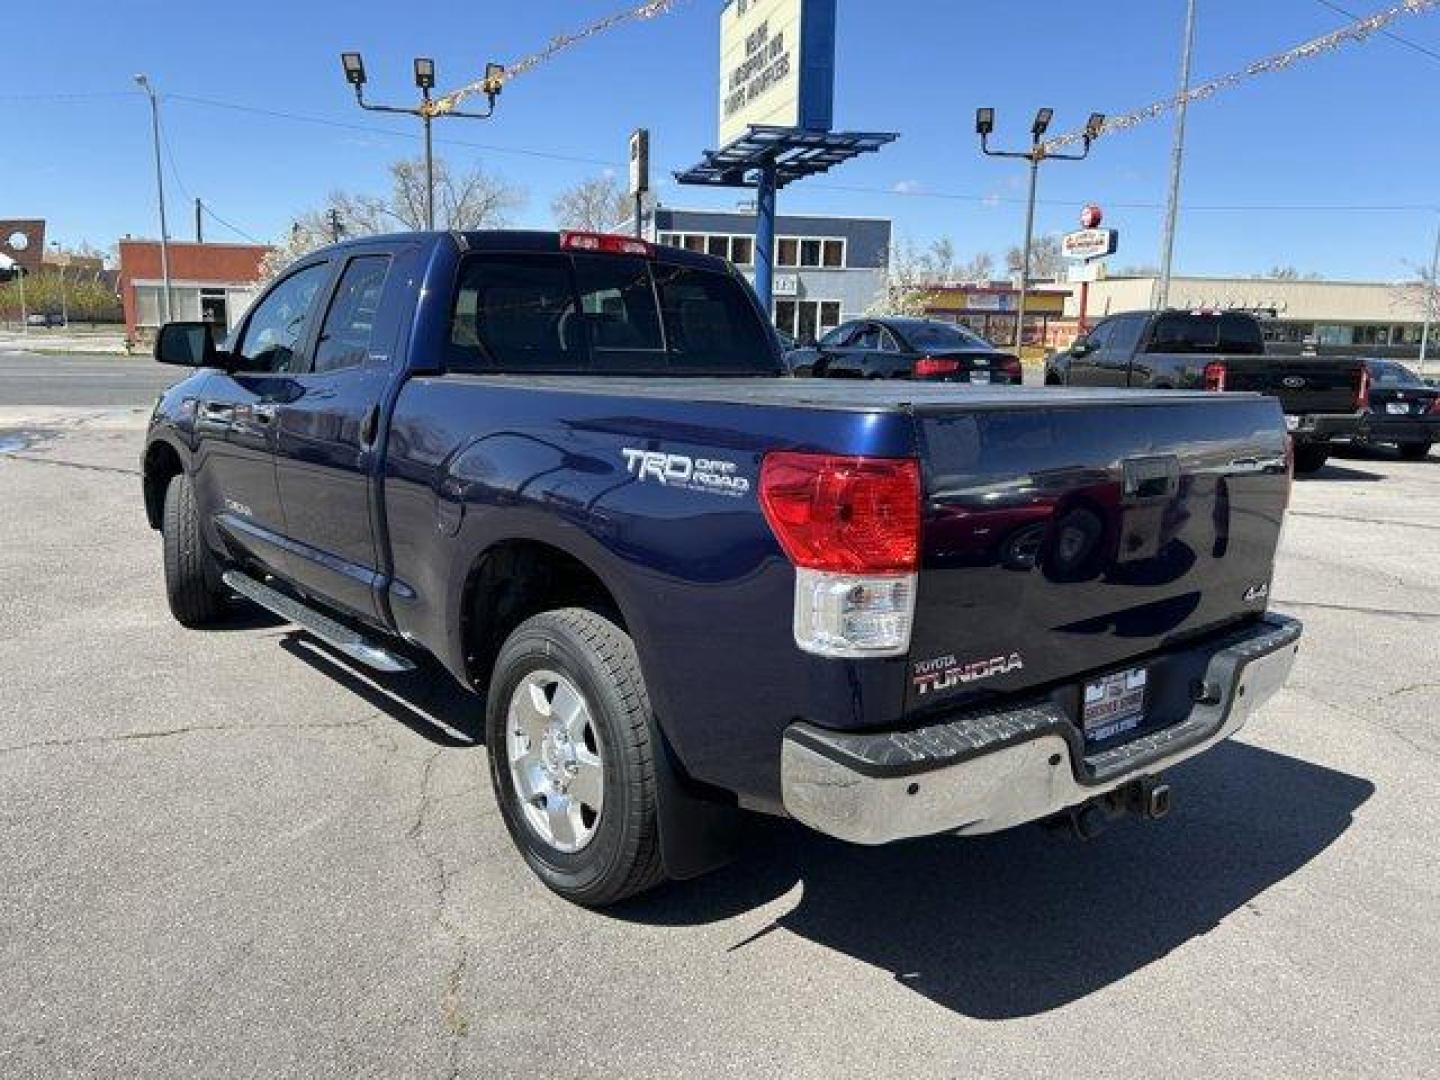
675 125 898 314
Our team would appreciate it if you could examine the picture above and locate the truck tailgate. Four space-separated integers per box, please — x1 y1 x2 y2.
1226 356 1363 414
910 395 1288 713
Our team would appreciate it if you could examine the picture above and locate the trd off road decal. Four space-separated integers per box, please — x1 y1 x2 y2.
914 652 1025 696
621 448 751 497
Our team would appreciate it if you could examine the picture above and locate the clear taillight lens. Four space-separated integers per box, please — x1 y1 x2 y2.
793 569 917 658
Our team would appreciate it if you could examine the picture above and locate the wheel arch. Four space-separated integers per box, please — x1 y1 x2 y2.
142 438 187 530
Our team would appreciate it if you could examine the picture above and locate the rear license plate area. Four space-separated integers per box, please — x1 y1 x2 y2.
970 370 991 385
1082 667 1148 746
1386 402 1411 415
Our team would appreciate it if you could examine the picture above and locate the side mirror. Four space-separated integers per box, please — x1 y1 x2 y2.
154 321 225 368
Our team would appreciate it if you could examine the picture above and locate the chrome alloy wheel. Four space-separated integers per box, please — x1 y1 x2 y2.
505 669 604 853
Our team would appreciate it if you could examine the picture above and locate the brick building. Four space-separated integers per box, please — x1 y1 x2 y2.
0 220 47 276
118 239 270 341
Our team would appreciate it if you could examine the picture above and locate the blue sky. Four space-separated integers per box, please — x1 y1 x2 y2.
5 0 1440 279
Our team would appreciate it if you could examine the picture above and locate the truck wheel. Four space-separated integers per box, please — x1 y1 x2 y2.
486 608 666 906
1292 444 1330 475
161 472 226 627
1398 441 1433 461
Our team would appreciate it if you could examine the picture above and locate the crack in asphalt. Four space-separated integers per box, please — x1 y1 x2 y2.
406 748 472 1079
1271 599 1440 622
1286 510 1440 534
0 451 141 477
0 718 373 756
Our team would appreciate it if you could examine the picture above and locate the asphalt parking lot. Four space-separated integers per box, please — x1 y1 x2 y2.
1 351 1437 1079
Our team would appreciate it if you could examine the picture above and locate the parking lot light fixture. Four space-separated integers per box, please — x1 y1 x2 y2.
339 53 504 231
977 108 1104 359
341 52 367 88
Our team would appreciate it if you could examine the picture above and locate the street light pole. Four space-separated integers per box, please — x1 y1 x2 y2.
134 74 173 323
340 54 504 231
1156 0 1198 312
1420 217 1440 373
977 108 1106 355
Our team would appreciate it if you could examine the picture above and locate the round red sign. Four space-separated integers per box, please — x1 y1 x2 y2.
1081 204 1104 229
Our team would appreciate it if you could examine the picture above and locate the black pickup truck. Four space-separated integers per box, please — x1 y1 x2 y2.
142 230 1302 906
1047 309 1366 474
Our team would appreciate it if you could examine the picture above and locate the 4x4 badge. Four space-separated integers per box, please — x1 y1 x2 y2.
1244 583 1269 603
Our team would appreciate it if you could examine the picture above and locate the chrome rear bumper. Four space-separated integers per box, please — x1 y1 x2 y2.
781 615 1301 845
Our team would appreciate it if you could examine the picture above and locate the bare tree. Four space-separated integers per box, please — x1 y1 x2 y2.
1006 235 1064 281
261 156 525 280
552 174 631 233
956 251 996 282
868 239 937 317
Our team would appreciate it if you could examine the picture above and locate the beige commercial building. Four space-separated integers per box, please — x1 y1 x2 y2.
1070 275 1433 352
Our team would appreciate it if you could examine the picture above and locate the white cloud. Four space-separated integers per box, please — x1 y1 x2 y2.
892 179 923 195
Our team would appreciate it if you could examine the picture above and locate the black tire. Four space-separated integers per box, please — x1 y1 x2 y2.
1398 441 1433 461
486 608 666 906
1292 444 1330 475
161 472 226 627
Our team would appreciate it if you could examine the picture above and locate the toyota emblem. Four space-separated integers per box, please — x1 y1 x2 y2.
1282 376 1307 389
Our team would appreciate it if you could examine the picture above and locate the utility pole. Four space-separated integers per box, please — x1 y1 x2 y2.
134 74 173 323
339 54 505 230
195 198 203 243
327 208 345 243
977 108 1106 355
1421 218 1440 373
1156 0 1198 312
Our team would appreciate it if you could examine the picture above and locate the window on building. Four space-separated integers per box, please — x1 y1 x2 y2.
683 235 706 254
823 240 844 268
730 236 754 267
777 238 799 268
773 298 844 345
1352 325 1393 346
1316 324 1353 346
706 236 728 259
800 239 822 268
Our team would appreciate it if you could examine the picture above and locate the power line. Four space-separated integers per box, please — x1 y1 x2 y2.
154 101 266 244
1311 0 1440 61
1047 0 1440 150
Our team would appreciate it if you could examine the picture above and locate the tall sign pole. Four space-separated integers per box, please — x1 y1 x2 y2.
1156 0 1197 312
1421 217 1440 373
629 129 651 240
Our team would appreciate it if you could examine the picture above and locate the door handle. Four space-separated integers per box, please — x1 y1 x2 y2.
359 403 380 446
252 403 278 425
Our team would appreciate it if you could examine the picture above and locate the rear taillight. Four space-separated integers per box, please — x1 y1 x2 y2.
913 356 961 378
1356 365 1371 410
1203 361 1228 392
997 355 1023 382
1429 397 1440 415
559 230 652 257
759 452 921 657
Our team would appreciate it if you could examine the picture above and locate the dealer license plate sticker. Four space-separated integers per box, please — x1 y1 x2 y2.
1083 667 1149 744
971 370 991 385
1387 402 1411 415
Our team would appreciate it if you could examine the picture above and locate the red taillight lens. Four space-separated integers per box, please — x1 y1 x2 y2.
997 354 1023 382
1428 397 1440 415
1203 361 1228 392
913 356 961 378
759 453 921 573
1356 365 1371 410
559 230 652 257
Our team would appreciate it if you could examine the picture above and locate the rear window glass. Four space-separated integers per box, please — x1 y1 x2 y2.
449 253 778 375
1368 361 1425 387
904 322 993 351
1148 312 1264 355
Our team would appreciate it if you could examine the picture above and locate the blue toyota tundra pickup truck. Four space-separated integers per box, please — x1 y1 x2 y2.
142 230 1303 906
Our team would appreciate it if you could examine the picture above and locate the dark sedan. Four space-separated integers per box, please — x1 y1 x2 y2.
786 317 1022 384
1357 359 1439 459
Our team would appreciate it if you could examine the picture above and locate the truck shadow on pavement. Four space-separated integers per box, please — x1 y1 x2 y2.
265 631 1373 1021
616 742 1373 1020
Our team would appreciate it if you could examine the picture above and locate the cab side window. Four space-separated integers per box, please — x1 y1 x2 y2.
1109 314 1146 356
234 262 330 373
313 256 392 374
